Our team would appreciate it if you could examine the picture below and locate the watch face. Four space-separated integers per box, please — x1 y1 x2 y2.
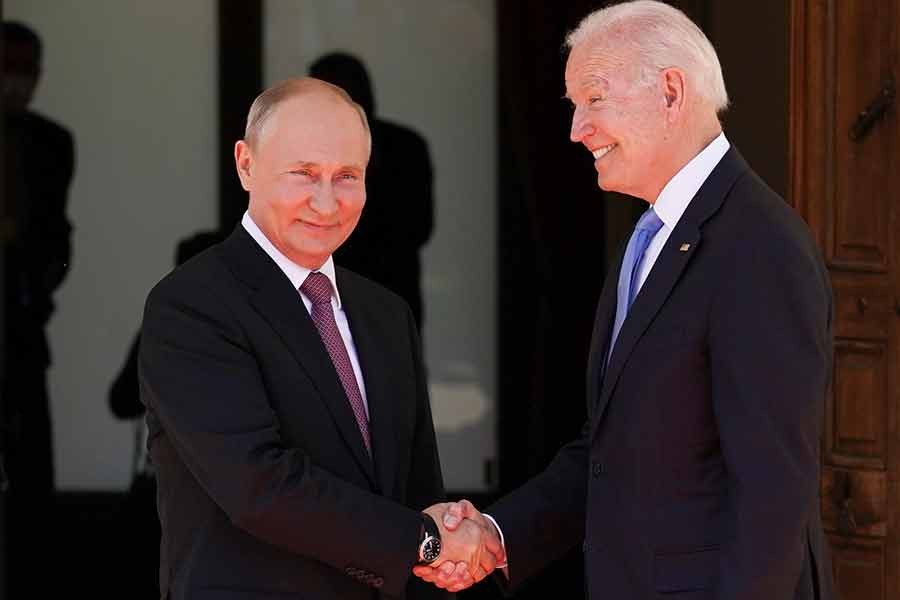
422 537 442 563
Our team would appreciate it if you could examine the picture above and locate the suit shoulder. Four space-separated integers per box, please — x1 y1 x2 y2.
724 171 816 252
714 171 827 291
176 230 230 265
145 243 231 311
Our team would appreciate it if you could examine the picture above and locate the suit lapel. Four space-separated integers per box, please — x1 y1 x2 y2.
220 228 377 486
591 225 701 433
590 147 750 437
338 270 399 499
585 240 626 416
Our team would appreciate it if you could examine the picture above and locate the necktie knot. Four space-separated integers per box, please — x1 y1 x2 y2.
635 207 664 234
301 272 333 306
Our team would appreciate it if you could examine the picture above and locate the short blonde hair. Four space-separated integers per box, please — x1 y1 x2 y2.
243 77 371 151
566 0 728 113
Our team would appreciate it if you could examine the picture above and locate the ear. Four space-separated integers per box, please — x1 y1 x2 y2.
660 67 687 120
234 140 254 192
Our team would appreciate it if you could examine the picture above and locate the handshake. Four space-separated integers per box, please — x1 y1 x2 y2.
413 500 507 592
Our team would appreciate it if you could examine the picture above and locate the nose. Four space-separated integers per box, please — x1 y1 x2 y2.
310 182 338 216
570 105 595 143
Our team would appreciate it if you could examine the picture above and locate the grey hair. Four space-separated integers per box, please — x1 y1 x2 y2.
244 77 372 152
566 0 728 113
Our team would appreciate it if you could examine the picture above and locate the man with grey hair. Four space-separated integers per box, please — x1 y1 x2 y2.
416 1 836 598
139 77 501 599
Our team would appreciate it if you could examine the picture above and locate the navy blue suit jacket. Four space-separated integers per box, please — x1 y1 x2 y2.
490 148 837 599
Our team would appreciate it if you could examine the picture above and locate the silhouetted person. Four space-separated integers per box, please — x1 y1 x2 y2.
2 21 74 595
107 230 228 599
309 52 433 330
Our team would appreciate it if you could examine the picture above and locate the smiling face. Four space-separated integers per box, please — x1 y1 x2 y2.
235 89 369 269
565 39 672 202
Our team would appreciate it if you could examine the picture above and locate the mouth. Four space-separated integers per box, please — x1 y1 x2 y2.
592 143 617 160
297 219 338 231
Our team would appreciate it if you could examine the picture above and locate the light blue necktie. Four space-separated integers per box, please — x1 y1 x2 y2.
607 207 665 361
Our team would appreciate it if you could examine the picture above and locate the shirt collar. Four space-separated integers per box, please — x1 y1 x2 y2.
652 132 730 230
241 211 343 309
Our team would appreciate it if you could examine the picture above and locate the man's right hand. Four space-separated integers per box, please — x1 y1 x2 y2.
414 500 507 592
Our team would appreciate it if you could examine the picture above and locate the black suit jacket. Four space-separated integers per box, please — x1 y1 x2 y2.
139 226 450 600
490 148 837 599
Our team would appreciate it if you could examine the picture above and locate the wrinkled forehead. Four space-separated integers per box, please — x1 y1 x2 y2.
566 42 618 90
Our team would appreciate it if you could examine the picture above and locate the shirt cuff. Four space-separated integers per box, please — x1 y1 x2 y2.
481 513 508 569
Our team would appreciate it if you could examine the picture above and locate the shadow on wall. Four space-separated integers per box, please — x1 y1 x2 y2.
3 20 74 597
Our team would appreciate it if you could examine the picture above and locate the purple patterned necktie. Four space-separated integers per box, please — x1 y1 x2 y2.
300 272 371 454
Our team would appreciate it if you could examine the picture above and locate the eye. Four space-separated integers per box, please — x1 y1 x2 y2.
290 168 312 177
589 96 604 105
337 172 360 182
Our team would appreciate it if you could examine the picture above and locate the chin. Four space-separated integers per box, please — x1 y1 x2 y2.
596 174 627 195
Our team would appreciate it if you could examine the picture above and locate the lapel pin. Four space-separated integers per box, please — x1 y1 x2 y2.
679 243 691 252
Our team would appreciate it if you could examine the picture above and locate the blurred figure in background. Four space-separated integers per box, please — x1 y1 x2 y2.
2 20 74 596
309 52 433 331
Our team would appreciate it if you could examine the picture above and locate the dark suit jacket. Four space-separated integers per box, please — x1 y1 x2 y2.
139 226 450 600
490 148 837 599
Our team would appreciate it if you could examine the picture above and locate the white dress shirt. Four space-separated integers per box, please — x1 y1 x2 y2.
241 211 369 418
635 132 730 293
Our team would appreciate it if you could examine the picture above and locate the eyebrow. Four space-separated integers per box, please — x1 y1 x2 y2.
287 161 365 172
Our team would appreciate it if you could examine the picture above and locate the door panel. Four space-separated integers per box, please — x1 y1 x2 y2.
790 1 898 598
829 340 888 467
830 2 894 272
828 536 886 600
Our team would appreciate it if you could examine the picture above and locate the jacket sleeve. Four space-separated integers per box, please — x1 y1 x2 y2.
709 223 831 600
139 279 423 598
485 422 589 591
402 304 453 600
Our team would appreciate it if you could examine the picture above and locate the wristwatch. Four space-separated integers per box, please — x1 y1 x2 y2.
417 513 442 564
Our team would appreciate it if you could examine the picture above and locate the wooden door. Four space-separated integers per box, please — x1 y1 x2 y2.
790 1 899 598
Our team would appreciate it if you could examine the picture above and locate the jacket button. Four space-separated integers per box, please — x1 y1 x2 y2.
592 461 604 477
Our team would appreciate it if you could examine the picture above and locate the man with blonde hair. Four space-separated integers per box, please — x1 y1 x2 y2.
139 77 500 599
417 2 836 598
